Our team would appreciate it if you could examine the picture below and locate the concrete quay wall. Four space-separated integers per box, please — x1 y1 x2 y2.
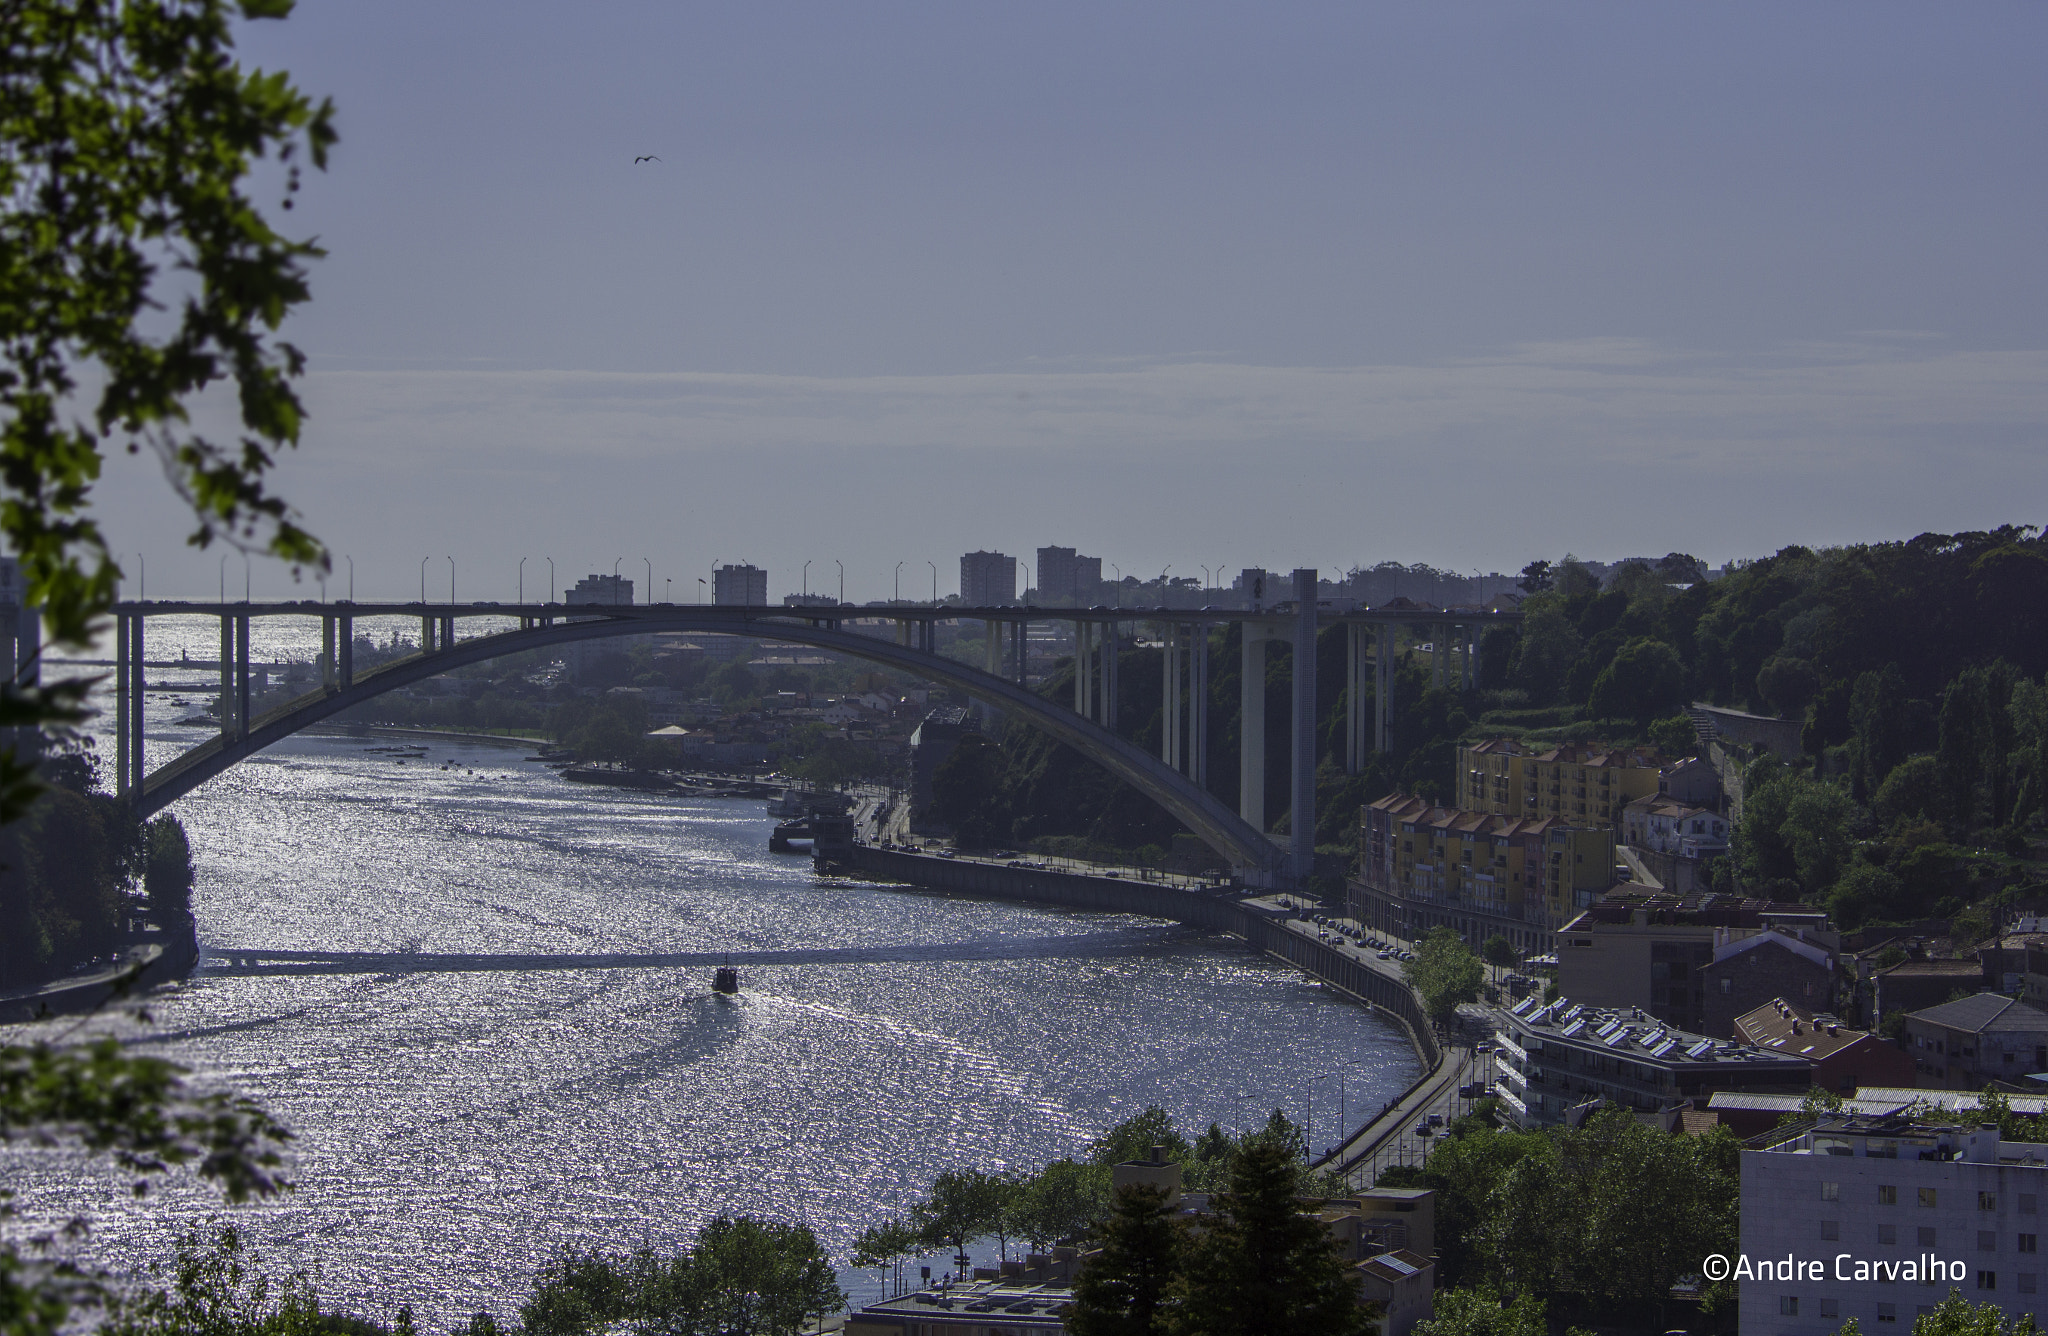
838 846 1438 1069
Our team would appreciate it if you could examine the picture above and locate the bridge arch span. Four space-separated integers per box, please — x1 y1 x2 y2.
134 614 1286 881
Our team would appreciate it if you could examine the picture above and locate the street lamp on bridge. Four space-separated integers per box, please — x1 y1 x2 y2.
835 559 843 605
894 561 903 603
644 558 652 606
927 560 936 605
612 557 623 604
802 560 811 598
545 556 554 604
447 556 455 604
419 557 428 604
518 557 526 604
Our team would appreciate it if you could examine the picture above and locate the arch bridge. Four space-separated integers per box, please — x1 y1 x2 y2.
96 569 1519 886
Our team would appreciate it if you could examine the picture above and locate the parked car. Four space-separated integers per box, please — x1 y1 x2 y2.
1414 1122 1433 1137
1428 1112 1445 1128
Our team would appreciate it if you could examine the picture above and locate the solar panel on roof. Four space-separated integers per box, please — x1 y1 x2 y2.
1642 1029 1667 1047
1686 1039 1714 1059
1561 1019 1587 1037
1378 1256 1419 1276
1596 1019 1622 1039
1605 1028 1633 1048
1512 996 1537 1017
1651 1039 1680 1058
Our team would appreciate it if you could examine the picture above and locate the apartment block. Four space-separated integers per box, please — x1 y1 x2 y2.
1034 546 1102 605
959 550 1017 606
1903 995 2048 1090
1494 993 1811 1129
1555 891 1832 1035
712 563 768 607
1456 739 1665 829
1351 793 1615 954
1739 1117 2047 1336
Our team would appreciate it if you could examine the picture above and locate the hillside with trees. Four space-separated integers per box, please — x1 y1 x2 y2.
940 529 2048 927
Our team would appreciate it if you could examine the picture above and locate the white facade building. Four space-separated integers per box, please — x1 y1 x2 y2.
1739 1117 2048 1336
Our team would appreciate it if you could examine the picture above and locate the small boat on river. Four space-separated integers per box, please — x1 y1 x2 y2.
712 958 740 994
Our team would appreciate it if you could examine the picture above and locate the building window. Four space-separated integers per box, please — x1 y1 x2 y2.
1880 1185 1898 1205
2021 1274 2038 1295
1780 1297 1799 1316
1880 1225 1897 1245
1978 1271 1996 1291
1822 1182 1840 1201
1982 1192 1998 1211
1877 1303 1897 1323
1920 1228 1938 1247
2021 1235 2038 1254
1819 1299 1840 1319
1921 1188 1939 1208
1822 1220 1840 1240
1720 978 1732 994
1981 1231 1997 1252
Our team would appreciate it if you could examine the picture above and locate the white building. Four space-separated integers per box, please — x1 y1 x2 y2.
1622 794 1729 859
1739 1116 2048 1336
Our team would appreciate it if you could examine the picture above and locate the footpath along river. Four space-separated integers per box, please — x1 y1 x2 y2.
9 632 1419 1322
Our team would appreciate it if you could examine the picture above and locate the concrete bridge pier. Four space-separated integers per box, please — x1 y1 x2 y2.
1162 625 1181 771
1375 622 1394 753
1290 569 1317 882
338 615 354 689
1240 621 1268 832
1191 622 1209 787
234 615 250 742
218 616 234 736
1345 621 1369 774
1103 620 1118 729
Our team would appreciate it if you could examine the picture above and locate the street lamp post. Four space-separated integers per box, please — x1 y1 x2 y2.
836 560 844 605
613 557 623 604
894 561 904 603
665 578 672 604
518 557 526 604
419 557 428 603
927 560 937 604
644 558 652 605
1110 564 1121 609
546 557 554 604
697 578 706 603
447 556 455 604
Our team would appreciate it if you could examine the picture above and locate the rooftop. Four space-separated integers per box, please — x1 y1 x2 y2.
1732 999 1879 1060
1906 993 2048 1033
1504 994 1811 1067
854 1281 1071 1327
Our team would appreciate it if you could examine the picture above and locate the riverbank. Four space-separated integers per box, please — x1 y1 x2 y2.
0 917 199 1023
829 844 1442 1071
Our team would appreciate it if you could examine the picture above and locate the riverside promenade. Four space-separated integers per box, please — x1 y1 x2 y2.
831 843 1486 1168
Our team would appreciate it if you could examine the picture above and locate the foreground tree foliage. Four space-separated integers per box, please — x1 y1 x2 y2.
1378 1105 1740 1328
518 1218 844 1336
2 0 335 817
1064 1184 1180 1336
1835 1291 2044 1336
1176 1140 1373 1336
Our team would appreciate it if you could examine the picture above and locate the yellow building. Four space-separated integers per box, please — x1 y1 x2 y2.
1456 740 1663 828
1352 793 1617 953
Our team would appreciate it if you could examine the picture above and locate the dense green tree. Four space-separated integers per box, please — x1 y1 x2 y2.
1089 1107 1194 1168
1176 1141 1371 1336
1481 935 1516 968
1065 1184 1182 1336
1586 638 1688 726
0 784 142 983
2010 677 2048 827
1873 754 1942 830
1731 773 1856 899
1833 1291 2044 1336
144 815 197 921
686 1216 843 1336
913 1168 1007 1268
929 733 1009 846
520 1250 628 1336
1846 665 1912 801
849 1218 922 1300
1410 1288 1548 1336
1509 596 1581 707
1403 927 1484 1027
99 1224 331 1336
1011 1159 1109 1250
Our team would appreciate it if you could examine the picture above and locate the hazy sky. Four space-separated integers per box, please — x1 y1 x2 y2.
92 2 2048 604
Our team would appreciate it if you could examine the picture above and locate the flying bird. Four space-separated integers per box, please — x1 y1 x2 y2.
634 155 661 164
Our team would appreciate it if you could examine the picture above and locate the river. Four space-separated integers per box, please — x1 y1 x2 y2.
7 620 1420 1323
